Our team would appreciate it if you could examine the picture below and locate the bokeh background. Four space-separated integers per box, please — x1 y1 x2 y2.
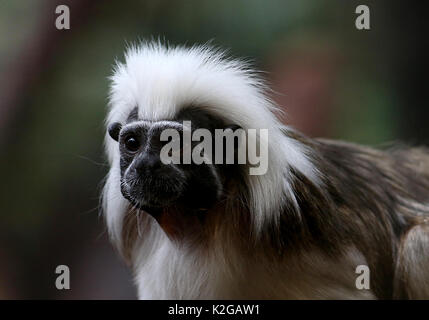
0 0 426 299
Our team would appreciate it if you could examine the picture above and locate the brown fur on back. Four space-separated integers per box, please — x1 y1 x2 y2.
274 135 429 298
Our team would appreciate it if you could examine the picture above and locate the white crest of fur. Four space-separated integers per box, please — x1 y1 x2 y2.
104 41 319 248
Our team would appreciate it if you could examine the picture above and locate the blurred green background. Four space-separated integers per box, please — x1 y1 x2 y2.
0 0 426 299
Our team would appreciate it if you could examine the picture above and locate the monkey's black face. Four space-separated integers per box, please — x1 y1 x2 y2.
118 123 186 210
108 108 242 218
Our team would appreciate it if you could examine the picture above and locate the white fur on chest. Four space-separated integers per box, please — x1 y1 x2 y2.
132 228 375 300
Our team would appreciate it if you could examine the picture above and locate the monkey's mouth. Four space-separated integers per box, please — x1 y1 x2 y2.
124 194 165 217
135 203 165 218
120 179 182 217
121 170 185 204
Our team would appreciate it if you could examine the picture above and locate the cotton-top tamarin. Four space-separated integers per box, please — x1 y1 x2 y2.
103 42 429 299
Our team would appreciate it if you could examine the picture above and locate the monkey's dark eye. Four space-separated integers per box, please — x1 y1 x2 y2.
124 136 140 152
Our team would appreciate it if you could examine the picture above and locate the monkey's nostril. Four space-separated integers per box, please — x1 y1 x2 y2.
134 158 162 176
134 164 148 176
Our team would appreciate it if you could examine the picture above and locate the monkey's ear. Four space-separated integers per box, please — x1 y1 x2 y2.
108 122 122 141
